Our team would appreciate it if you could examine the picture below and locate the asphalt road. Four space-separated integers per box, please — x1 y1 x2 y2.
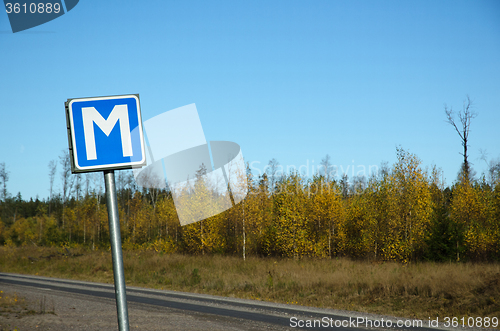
0 273 461 331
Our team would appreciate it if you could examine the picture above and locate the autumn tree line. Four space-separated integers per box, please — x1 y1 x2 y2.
0 98 499 262
0 146 499 262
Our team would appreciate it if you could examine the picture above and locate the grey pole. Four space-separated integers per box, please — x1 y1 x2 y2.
104 170 130 331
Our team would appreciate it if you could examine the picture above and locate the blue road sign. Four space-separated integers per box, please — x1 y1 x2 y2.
66 94 146 173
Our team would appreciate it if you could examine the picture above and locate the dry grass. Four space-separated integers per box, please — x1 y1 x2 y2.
0 290 43 313
0 246 499 320
0 287 56 331
0 290 24 314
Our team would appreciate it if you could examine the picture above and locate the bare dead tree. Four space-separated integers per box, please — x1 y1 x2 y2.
85 173 91 197
0 162 9 203
350 175 367 194
444 95 477 182
319 154 335 183
125 171 135 222
491 160 500 186
59 150 75 230
265 158 280 194
71 173 83 242
91 172 103 248
340 173 349 199
479 149 500 187
0 162 9 223
48 160 57 216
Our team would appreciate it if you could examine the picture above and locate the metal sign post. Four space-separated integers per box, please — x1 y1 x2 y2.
65 94 146 331
104 170 129 331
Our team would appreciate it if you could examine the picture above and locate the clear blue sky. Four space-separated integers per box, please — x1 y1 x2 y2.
1 1 499 200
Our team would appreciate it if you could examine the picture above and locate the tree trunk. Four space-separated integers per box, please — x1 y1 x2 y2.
243 200 246 261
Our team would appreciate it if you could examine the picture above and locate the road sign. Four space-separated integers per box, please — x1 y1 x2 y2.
65 94 146 173
65 94 140 330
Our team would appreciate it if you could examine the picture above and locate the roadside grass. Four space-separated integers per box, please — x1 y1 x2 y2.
0 289 50 317
0 290 26 315
0 246 499 320
0 287 56 331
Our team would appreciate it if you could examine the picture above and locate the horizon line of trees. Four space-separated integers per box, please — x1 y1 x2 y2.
0 145 499 262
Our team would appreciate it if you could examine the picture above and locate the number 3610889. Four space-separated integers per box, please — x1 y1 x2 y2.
5 3 61 14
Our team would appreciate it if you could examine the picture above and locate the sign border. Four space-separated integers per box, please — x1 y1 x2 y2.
65 94 147 173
